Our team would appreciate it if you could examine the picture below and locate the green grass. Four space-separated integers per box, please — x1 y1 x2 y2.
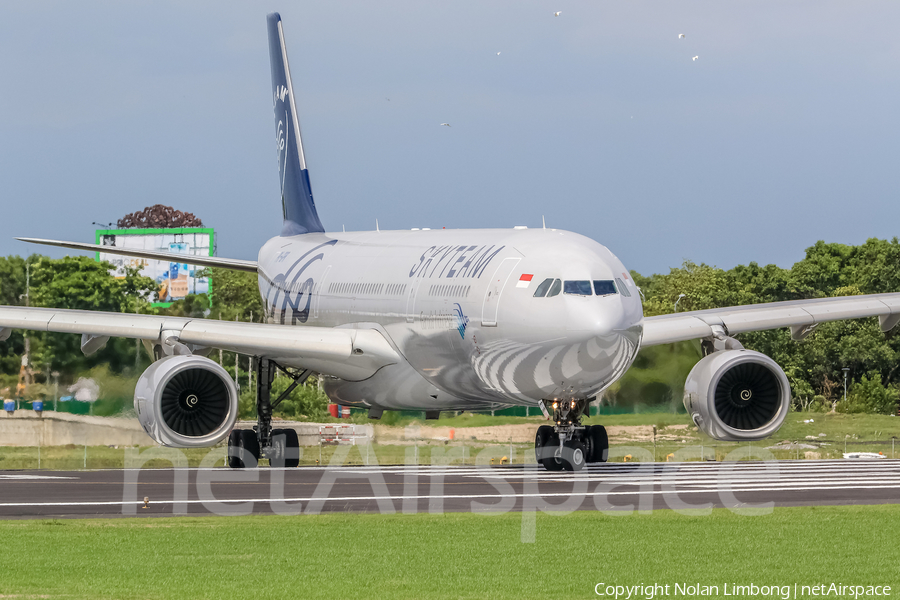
775 411 900 442
1 505 898 599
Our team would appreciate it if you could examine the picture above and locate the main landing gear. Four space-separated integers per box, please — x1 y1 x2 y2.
227 357 309 469
534 398 608 472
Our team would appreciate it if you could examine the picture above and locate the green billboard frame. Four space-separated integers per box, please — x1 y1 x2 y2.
94 228 216 308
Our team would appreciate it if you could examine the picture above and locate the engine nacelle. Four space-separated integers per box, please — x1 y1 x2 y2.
683 349 790 442
134 355 238 448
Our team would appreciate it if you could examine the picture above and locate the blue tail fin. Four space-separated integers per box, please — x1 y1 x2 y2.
267 13 325 236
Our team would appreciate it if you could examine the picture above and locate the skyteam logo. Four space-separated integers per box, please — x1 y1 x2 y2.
453 303 469 339
265 240 338 325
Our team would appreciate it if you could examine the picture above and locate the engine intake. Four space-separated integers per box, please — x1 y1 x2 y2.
683 349 790 441
134 355 238 447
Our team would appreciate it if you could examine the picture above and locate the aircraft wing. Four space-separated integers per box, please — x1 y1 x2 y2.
17 238 258 273
0 306 399 381
641 292 900 346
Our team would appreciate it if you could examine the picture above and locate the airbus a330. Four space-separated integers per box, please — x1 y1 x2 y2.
8 14 900 471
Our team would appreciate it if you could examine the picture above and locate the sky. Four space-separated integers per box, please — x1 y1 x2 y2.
2 1 899 276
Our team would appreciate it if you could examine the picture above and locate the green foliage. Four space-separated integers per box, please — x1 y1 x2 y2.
207 267 263 322
0 255 44 375
604 342 700 411
236 375 329 421
838 372 900 415
28 256 157 376
5 234 900 417
162 293 211 318
270 375 329 420
635 237 900 414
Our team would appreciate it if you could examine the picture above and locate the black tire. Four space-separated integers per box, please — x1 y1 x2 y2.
271 428 300 468
586 425 609 463
227 429 243 469
562 440 586 472
534 425 553 465
240 429 260 468
539 427 564 472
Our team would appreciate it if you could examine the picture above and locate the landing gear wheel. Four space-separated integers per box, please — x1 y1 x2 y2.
562 440 586 472
241 429 260 466
270 428 300 468
586 425 609 463
535 425 553 467
227 429 243 469
536 425 564 471
544 430 565 472
227 429 260 469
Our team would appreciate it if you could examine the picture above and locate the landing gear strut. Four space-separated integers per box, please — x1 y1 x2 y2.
534 399 608 472
227 357 309 469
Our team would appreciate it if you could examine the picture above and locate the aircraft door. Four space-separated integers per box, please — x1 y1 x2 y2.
313 265 331 320
481 257 520 327
406 279 421 323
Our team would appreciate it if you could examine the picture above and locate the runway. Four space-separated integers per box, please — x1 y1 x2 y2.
1 459 899 519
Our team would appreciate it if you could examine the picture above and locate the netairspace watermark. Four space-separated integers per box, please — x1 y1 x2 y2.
122 444 781 539
594 583 893 599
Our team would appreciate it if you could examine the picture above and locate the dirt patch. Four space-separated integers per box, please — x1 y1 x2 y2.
376 424 537 443
375 423 695 444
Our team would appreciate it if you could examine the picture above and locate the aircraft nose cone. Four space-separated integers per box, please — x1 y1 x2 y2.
566 296 626 340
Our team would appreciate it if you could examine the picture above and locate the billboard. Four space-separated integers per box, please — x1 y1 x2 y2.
94 228 214 307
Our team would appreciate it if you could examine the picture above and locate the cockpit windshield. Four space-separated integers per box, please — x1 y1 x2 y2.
533 279 619 298
534 278 562 297
563 280 593 296
533 278 553 297
593 280 617 296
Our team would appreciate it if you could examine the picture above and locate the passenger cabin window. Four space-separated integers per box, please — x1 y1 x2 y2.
564 280 592 296
593 280 617 296
615 278 631 297
533 278 554 297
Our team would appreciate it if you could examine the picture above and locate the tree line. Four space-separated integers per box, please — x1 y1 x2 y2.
3 237 900 415
621 237 900 414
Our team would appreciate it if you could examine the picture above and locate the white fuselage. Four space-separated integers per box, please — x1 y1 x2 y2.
256 228 644 411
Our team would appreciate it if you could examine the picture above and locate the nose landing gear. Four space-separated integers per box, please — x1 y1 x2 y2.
534 399 608 471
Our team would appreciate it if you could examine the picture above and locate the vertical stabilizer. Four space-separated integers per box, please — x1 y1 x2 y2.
267 13 325 236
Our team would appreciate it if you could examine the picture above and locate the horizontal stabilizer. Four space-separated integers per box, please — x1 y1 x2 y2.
17 238 258 273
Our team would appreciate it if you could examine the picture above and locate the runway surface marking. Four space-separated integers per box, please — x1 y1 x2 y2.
2 459 898 517
5 485 900 509
0 474 78 480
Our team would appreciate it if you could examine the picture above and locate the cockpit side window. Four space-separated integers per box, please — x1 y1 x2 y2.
615 278 631 297
593 280 617 296
564 280 593 296
547 279 562 297
533 278 553 298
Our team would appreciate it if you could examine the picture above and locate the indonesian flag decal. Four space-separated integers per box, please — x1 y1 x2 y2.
621 272 635 287
516 273 534 288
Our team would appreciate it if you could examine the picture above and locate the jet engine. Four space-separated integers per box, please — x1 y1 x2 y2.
134 355 238 447
683 349 790 441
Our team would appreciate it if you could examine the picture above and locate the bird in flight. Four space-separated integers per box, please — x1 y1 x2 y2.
440 123 451 127
678 33 685 39
554 11 561 17
497 52 501 55
692 56 699 61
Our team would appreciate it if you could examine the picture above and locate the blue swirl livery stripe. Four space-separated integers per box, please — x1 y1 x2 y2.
263 239 337 324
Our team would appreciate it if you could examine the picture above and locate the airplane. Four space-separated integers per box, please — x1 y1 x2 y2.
6 13 900 472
